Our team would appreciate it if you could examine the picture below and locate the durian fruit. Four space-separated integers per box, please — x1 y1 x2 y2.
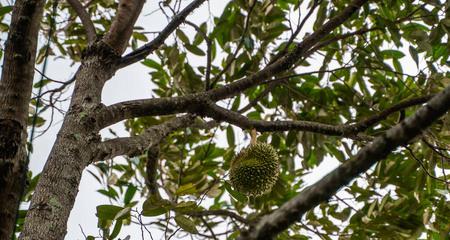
229 141 280 196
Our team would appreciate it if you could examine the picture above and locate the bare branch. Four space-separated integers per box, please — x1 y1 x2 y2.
103 0 146 54
94 115 195 161
214 94 433 136
199 98 433 140
67 0 96 43
238 84 450 240
200 101 354 137
119 0 207 68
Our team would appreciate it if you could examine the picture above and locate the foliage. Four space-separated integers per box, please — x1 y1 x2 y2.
3 0 449 239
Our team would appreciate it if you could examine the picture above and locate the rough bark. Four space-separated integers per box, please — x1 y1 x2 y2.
95 115 195 161
19 42 120 240
0 0 45 238
238 84 450 239
103 0 145 54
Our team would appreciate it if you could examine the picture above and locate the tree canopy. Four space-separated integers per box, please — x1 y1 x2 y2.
0 0 449 239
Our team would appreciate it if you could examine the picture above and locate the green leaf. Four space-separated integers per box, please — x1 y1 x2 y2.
175 183 197 195
0 6 13 16
124 185 137 205
142 198 172 216
174 215 198 234
141 59 162 71
133 32 148 42
33 79 52 88
185 44 206 56
410 29 428 41
174 201 197 212
176 29 190 44
109 220 122 239
224 181 247 202
113 207 130 220
96 205 125 220
393 58 402 72
381 50 405 59
409 46 419 66
226 126 235 146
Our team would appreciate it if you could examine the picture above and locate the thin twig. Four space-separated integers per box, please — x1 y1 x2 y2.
120 0 207 68
404 146 447 183
209 1 257 88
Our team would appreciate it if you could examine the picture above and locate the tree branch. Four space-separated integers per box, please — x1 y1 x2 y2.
200 101 353 137
119 0 207 68
103 0 146 54
237 84 450 240
94 115 195 161
98 91 432 141
146 145 161 198
97 0 369 129
197 95 433 139
200 217 218 240
67 0 96 43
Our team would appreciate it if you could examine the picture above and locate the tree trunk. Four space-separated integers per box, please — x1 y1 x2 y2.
0 0 45 238
19 42 119 240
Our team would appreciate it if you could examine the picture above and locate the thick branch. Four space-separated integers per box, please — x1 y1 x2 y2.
119 0 207 68
103 0 145 54
95 115 195 161
198 96 432 139
99 92 432 141
201 101 350 136
238 85 450 240
67 0 96 43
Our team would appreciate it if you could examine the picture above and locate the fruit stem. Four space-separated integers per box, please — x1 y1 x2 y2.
250 129 257 145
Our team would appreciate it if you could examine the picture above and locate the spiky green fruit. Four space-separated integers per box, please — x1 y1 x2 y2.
229 142 280 196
